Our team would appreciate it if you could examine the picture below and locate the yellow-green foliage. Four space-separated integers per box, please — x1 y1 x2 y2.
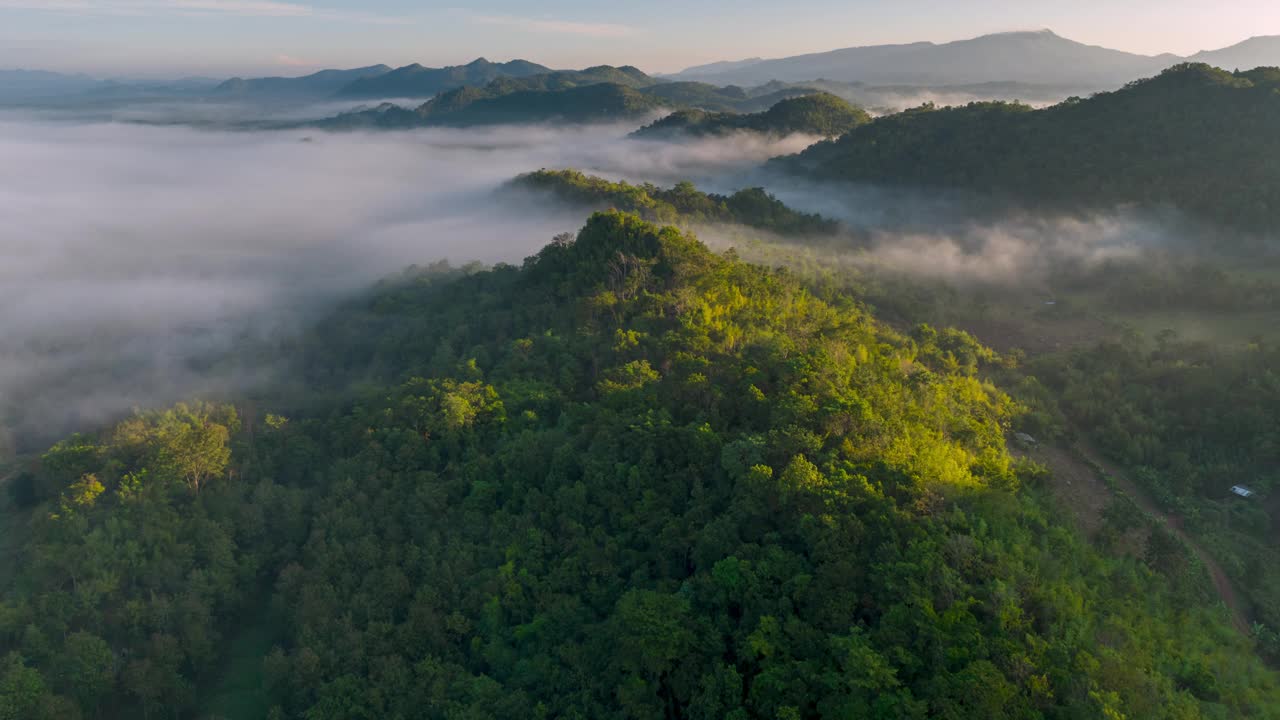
4 213 1277 719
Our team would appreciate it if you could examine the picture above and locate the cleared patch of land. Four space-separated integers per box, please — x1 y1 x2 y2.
1027 435 1253 634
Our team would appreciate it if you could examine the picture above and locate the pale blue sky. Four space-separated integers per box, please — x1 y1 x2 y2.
2 0 1279 78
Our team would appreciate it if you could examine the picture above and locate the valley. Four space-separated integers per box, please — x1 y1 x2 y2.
2 17 1280 719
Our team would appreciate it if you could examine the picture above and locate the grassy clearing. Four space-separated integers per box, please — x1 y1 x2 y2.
1112 308 1280 345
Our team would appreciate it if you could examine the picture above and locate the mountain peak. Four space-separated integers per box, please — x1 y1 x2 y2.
989 28 1058 37
668 28 1251 88
1189 35 1280 68
967 29 1065 43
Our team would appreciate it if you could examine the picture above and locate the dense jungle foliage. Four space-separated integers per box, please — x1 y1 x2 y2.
636 82 820 113
1027 334 1280 660
321 72 849 130
3 212 1277 720
322 81 666 129
335 58 556 99
778 64 1280 230
632 93 870 139
511 169 840 236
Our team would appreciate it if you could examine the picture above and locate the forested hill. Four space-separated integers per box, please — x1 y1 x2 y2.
321 70 665 129
322 82 661 128
776 63 1280 230
410 64 657 101
667 30 1178 88
632 92 870 139
335 58 553 98
213 65 392 98
317 70 834 129
510 169 841 235
420 81 660 126
5 211 1279 719
638 81 818 113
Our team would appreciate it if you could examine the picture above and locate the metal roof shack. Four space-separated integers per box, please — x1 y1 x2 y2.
1230 485 1257 499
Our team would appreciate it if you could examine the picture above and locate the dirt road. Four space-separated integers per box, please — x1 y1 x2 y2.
1034 437 1252 634
1074 440 1250 633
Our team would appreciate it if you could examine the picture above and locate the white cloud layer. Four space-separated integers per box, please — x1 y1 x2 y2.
0 109 812 449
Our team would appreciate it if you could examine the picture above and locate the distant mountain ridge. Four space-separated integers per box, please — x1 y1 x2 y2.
676 57 765 76
320 75 667 130
1190 36 1280 70
214 65 392 97
314 66 856 130
669 30 1280 90
9 31 1280 108
774 63 1280 230
632 92 869 139
1 58 554 105
336 58 553 98
0 69 108 100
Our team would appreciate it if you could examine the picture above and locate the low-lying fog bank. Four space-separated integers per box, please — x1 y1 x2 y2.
0 113 824 451
5 105 1246 454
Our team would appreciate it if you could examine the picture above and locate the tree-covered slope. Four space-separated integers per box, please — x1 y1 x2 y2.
213 65 393 98
634 92 870 139
776 64 1280 229
317 74 849 130
3 212 1278 719
334 58 553 99
637 81 824 113
415 65 656 101
510 169 841 235
323 78 666 129
1028 333 1280 659
421 82 663 126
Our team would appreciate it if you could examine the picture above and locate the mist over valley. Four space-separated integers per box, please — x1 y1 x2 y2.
3 15 1280 720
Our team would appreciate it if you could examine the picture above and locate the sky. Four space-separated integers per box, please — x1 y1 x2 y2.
1 0 1278 78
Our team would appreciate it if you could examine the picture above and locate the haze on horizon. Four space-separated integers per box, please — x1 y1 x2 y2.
2 0 1279 78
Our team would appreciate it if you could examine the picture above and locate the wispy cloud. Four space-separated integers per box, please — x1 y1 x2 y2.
470 13 636 38
0 0 410 22
275 53 314 67
168 0 309 14
0 0 306 15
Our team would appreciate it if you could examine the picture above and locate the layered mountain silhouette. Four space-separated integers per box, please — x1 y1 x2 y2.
0 69 108 100
670 30 1280 89
213 65 392 97
336 58 552 98
9 32 1280 107
1190 36 1280 71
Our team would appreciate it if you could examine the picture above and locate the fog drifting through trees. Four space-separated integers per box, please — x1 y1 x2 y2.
0 113 825 449
0 102 1230 451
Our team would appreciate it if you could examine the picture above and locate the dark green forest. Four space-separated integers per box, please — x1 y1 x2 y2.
321 80 666 129
317 68 841 130
631 93 870 139
335 58 556 99
517 171 1280 675
3 211 1279 719
511 169 840 236
320 66 661 128
777 64 1280 230
636 83 819 114
1027 336 1280 657
6 52 1280 720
